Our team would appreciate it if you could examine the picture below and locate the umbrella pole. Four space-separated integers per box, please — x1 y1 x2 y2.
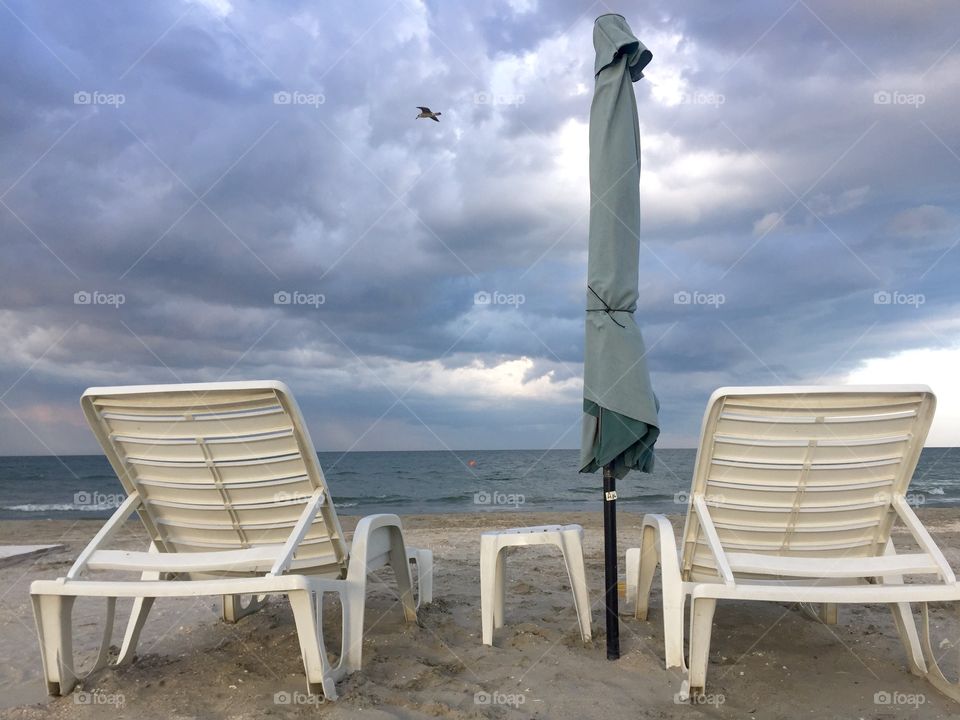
602 462 620 659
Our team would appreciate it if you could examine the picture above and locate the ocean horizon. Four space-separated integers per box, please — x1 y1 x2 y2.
2 447 959 520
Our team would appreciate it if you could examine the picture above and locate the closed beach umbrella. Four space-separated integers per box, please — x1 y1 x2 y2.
580 14 659 660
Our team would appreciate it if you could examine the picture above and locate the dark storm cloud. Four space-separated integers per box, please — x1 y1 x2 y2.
1 0 960 454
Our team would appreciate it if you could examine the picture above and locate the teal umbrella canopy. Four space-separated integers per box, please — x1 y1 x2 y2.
580 14 659 480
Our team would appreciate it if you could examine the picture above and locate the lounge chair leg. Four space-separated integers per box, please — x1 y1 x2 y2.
288 590 337 700
560 526 591 642
662 596 686 671
408 549 433 608
31 594 78 696
339 582 366 674
116 596 155 665
624 547 640 613
878 540 927 677
799 602 839 625
918 602 960 701
480 536 499 646
493 548 506 631
820 603 838 625
635 525 658 621
687 597 717 696
889 601 926 676
116 544 164 665
632 519 685 670
222 594 269 623
92 597 117 672
387 528 417 623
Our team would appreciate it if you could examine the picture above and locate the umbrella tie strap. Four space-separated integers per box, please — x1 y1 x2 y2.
586 286 631 328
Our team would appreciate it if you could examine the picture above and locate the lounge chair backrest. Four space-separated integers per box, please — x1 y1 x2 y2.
81 381 348 574
680 386 936 581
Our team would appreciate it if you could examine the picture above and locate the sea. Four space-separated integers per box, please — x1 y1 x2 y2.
1 448 959 520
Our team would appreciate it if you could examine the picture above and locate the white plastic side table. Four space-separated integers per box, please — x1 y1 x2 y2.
480 524 591 645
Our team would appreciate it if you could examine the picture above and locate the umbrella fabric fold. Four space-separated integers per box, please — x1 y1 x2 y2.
580 14 659 481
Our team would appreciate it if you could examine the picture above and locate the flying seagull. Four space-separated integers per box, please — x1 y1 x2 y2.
416 106 441 122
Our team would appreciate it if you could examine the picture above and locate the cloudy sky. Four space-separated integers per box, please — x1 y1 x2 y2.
2 0 959 455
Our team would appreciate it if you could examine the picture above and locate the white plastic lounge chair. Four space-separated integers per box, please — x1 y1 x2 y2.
30 381 433 700
625 385 960 701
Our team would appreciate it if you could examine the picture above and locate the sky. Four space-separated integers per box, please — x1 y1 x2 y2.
1 0 959 454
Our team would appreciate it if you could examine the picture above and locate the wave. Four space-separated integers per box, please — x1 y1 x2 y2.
2 502 118 512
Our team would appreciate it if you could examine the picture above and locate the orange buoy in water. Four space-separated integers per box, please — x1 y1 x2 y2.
467 459 477 468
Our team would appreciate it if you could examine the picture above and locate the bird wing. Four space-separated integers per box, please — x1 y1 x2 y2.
430 115 440 122
416 106 431 112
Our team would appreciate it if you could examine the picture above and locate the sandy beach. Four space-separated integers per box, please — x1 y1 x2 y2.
1 510 959 720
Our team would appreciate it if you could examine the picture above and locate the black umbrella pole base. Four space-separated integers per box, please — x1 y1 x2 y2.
603 464 620 660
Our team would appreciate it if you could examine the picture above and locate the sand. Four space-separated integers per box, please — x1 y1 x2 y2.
1 510 959 719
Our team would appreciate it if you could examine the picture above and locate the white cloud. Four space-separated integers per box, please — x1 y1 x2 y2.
845 346 960 446
752 211 783 237
886 204 954 239
188 0 233 18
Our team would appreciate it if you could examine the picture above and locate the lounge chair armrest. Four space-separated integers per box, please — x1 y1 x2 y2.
640 513 684 593
269 489 327 576
641 514 681 577
347 514 408 580
693 497 735 585
67 492 142 580
892 496 956 583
